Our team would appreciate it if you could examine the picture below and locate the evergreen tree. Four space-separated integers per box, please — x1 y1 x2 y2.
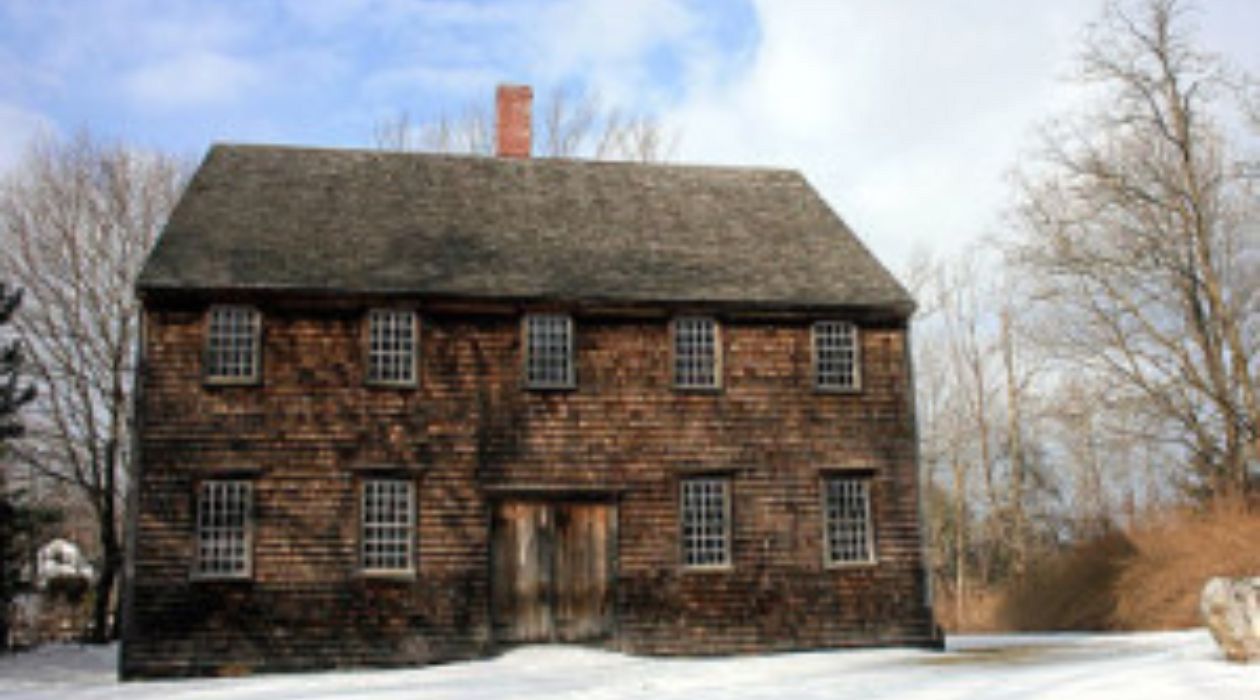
1 283 39 650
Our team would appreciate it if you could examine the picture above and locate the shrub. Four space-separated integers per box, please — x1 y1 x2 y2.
997 530 1136 631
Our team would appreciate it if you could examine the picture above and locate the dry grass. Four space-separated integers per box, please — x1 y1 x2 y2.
933 587 1005 633
990 500 1260 631
1111 500 1260 629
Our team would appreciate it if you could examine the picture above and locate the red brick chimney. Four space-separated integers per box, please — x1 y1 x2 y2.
495 84 532 159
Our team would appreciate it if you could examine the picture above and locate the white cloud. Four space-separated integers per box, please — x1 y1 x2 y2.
0 103 54 175
125 50 262 109
530 0 701 108
661 0 1100 270
363 64 502 101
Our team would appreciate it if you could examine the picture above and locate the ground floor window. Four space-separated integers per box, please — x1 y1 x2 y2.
195 480 253 578
680 477 730 568
824 474 874 565
361 478 415 573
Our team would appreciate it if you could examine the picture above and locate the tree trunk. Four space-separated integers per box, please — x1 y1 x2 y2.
951 455 966 627
1001 307 1027 578
91 512 120 643
90 439 120 643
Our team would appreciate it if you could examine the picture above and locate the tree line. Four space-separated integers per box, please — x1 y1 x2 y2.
912 0 1258 623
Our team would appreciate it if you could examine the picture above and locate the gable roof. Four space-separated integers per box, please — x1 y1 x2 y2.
138 144 913 316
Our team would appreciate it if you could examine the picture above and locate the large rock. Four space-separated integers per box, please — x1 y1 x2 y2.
1200 576 1260 662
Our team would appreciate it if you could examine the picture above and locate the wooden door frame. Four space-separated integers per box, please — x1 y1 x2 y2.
486 489 620 644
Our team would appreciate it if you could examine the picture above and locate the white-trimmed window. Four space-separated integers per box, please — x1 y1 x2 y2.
361 479 415 573
681 477 731 568
824 474 874 565
814 320 860 390
367 309 418 385
673 317 720 389
523 314 574 388
195 480 253 578
206 305 260 383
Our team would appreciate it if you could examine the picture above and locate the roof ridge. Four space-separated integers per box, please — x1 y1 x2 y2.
207 142 805 178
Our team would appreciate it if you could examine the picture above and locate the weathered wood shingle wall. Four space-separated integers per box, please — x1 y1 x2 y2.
122 299 936 677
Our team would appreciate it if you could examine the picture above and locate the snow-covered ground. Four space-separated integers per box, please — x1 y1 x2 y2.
1 630 1257 699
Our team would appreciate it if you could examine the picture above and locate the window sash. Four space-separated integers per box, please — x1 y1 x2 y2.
813 321 859 390
367 309 418 385
673 317 720 389
361 479 415 573
195 480 252 578
524 314 574 388
206 306 260 382
824 475 874 565
680 477 731 567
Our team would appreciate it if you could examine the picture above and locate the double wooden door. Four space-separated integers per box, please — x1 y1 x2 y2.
491 500 616 642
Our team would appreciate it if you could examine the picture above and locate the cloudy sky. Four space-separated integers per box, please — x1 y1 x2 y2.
2 0 1258 270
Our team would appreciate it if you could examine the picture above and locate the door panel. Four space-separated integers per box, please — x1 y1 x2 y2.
491 502 554 642
491 500 615 643
553 503 614 641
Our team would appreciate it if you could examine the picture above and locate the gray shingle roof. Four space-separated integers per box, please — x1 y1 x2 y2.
138 144 912 315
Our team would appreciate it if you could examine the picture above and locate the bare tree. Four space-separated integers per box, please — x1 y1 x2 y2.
909 251 999 624
1008 0 1260 500
374 86 677 162
0 132 186 641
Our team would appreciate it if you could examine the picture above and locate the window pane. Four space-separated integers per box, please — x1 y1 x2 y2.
367 310 417 384
525 314 573 387
207 306 259 380
196 480 252 576
825 475 872 564
362 479 414 571
681 478 730 566
674 318 718 388
815 321 858 390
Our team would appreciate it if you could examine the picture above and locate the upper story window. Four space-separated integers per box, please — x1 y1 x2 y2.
680 476 731 568
673 317 720 389
813 320 860 391
194 479 253 579
361 478 415 574
205 305 260 383
367 309 418 386
824 473 875 565
523 314 574 388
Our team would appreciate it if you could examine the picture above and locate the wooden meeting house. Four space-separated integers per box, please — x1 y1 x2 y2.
120 85 939 677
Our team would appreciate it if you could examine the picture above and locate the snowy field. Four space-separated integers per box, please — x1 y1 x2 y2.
2 630 1257 699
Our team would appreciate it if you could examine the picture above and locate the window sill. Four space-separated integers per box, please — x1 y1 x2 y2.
825 559 879 570
356 570 417 581
672 385 724 394
523 383 577 392
204 376 261 388
814 385 862 395
681 563 734 574
190 572 253 582
364 380 419 389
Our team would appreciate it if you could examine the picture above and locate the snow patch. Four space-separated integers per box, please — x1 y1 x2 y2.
0 631 1257 700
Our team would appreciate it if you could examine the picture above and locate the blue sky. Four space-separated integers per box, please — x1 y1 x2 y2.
2 0 1258 269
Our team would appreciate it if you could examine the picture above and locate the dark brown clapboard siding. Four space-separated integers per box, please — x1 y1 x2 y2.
121 301 936 678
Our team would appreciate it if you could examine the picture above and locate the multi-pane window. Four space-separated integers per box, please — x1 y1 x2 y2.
206 306 260 382
674 317 720 389
195 480 252 578
824 474 874 565
524 314 574 388
681 477 730 567
367 309 417 385
361 479 415 573
814 320 859 390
